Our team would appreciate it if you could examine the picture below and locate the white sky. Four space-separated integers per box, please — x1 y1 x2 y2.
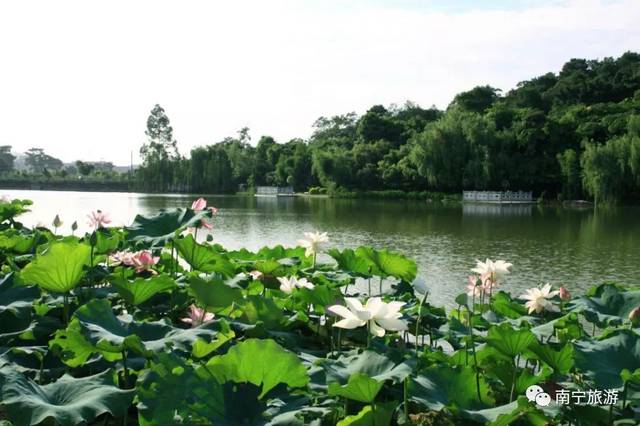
1 0 639 165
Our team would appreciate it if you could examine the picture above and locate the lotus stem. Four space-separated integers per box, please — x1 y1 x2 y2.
378 276 382 296
403 376 409 422
122 349 130 388
415 294 426 358
509 357 517 402
467 307 482 404
190 228 198 271
63 293 70 325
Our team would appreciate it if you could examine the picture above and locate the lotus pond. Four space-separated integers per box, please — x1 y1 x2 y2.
0 198 639 425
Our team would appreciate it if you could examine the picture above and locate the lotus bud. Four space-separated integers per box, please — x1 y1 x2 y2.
559 286 571 301
629 306 640 326
71 221 78 232
52 214 63 228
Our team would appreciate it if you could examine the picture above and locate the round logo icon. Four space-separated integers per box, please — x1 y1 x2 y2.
525 385 544 402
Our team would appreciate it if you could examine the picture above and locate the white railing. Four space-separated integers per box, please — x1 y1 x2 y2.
463 191 533 203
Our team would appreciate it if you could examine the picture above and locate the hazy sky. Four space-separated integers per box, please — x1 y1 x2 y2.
1 0 639 165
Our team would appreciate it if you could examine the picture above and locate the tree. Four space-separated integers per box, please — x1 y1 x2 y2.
140 104 179 165
450 86 501 114
76 161 95 176
136 105 184 192
24 148 63 173
0 146 15 173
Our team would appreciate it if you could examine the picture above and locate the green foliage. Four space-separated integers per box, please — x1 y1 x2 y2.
204 338 309 398
126 207 211 246
1 370 134 426
112 274 176 306
2 198 640 425
21 241 91 293
328 373 384 403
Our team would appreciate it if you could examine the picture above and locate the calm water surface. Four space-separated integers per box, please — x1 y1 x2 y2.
3 190 639 307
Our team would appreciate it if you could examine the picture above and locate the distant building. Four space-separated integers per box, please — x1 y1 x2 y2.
255 186 295 197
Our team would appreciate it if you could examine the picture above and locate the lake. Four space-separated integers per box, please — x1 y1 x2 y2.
2 189 639 307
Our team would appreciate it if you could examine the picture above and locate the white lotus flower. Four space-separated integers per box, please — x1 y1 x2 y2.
277 276 314 293
298 231 329 257
520 283 559 314
471 258 512 279
327 297 408 337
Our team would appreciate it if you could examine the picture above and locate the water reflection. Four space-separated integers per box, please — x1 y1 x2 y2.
2 189 639 307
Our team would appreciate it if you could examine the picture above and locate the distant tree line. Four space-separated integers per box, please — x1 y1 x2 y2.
136 52 640 203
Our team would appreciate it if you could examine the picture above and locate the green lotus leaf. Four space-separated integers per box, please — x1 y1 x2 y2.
328 373 384 403
74 299 216 356
409 364 494 411
174 234 235 276
355 246 417 282
191 318 235 358
527 340 574 375
486 323 536 358
327 248 378 277
0 273 39 318
20 241 91 293
574 329 640 390
0 230 37 254
229 245 307 262
204 338 309 399
49 318 99 367
239 295 287 328
189 275 243 313
1 369 134 426
336 402 395 426
93 228 122 254
320 350 414 385
0 199 32 223
112 273 176 306
137 353 225 426
491 292 528 319
126 207 211 247
461 396 552 426
568 283 640 327
297 284 342 313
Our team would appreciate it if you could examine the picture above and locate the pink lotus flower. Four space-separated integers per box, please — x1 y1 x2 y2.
109 250 135 267
466 275 484 297
87 210 111 229
131 250 160 274
559 286 571 301
181 304 214 327
190 198 218 229
629 306 640 324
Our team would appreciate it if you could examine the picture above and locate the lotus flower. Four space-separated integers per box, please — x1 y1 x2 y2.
629 306 640 325
190 197 218 229
109 250 135 267
87 210 111 229
248 270 264 281
466 275 484 297
327 297 408 337
131 250 160 274
471 259 512 281
277 276 314 293
181 304 214 327
0 195 11 203
559 286 571 301
520 283 559 314
298 231 329 257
